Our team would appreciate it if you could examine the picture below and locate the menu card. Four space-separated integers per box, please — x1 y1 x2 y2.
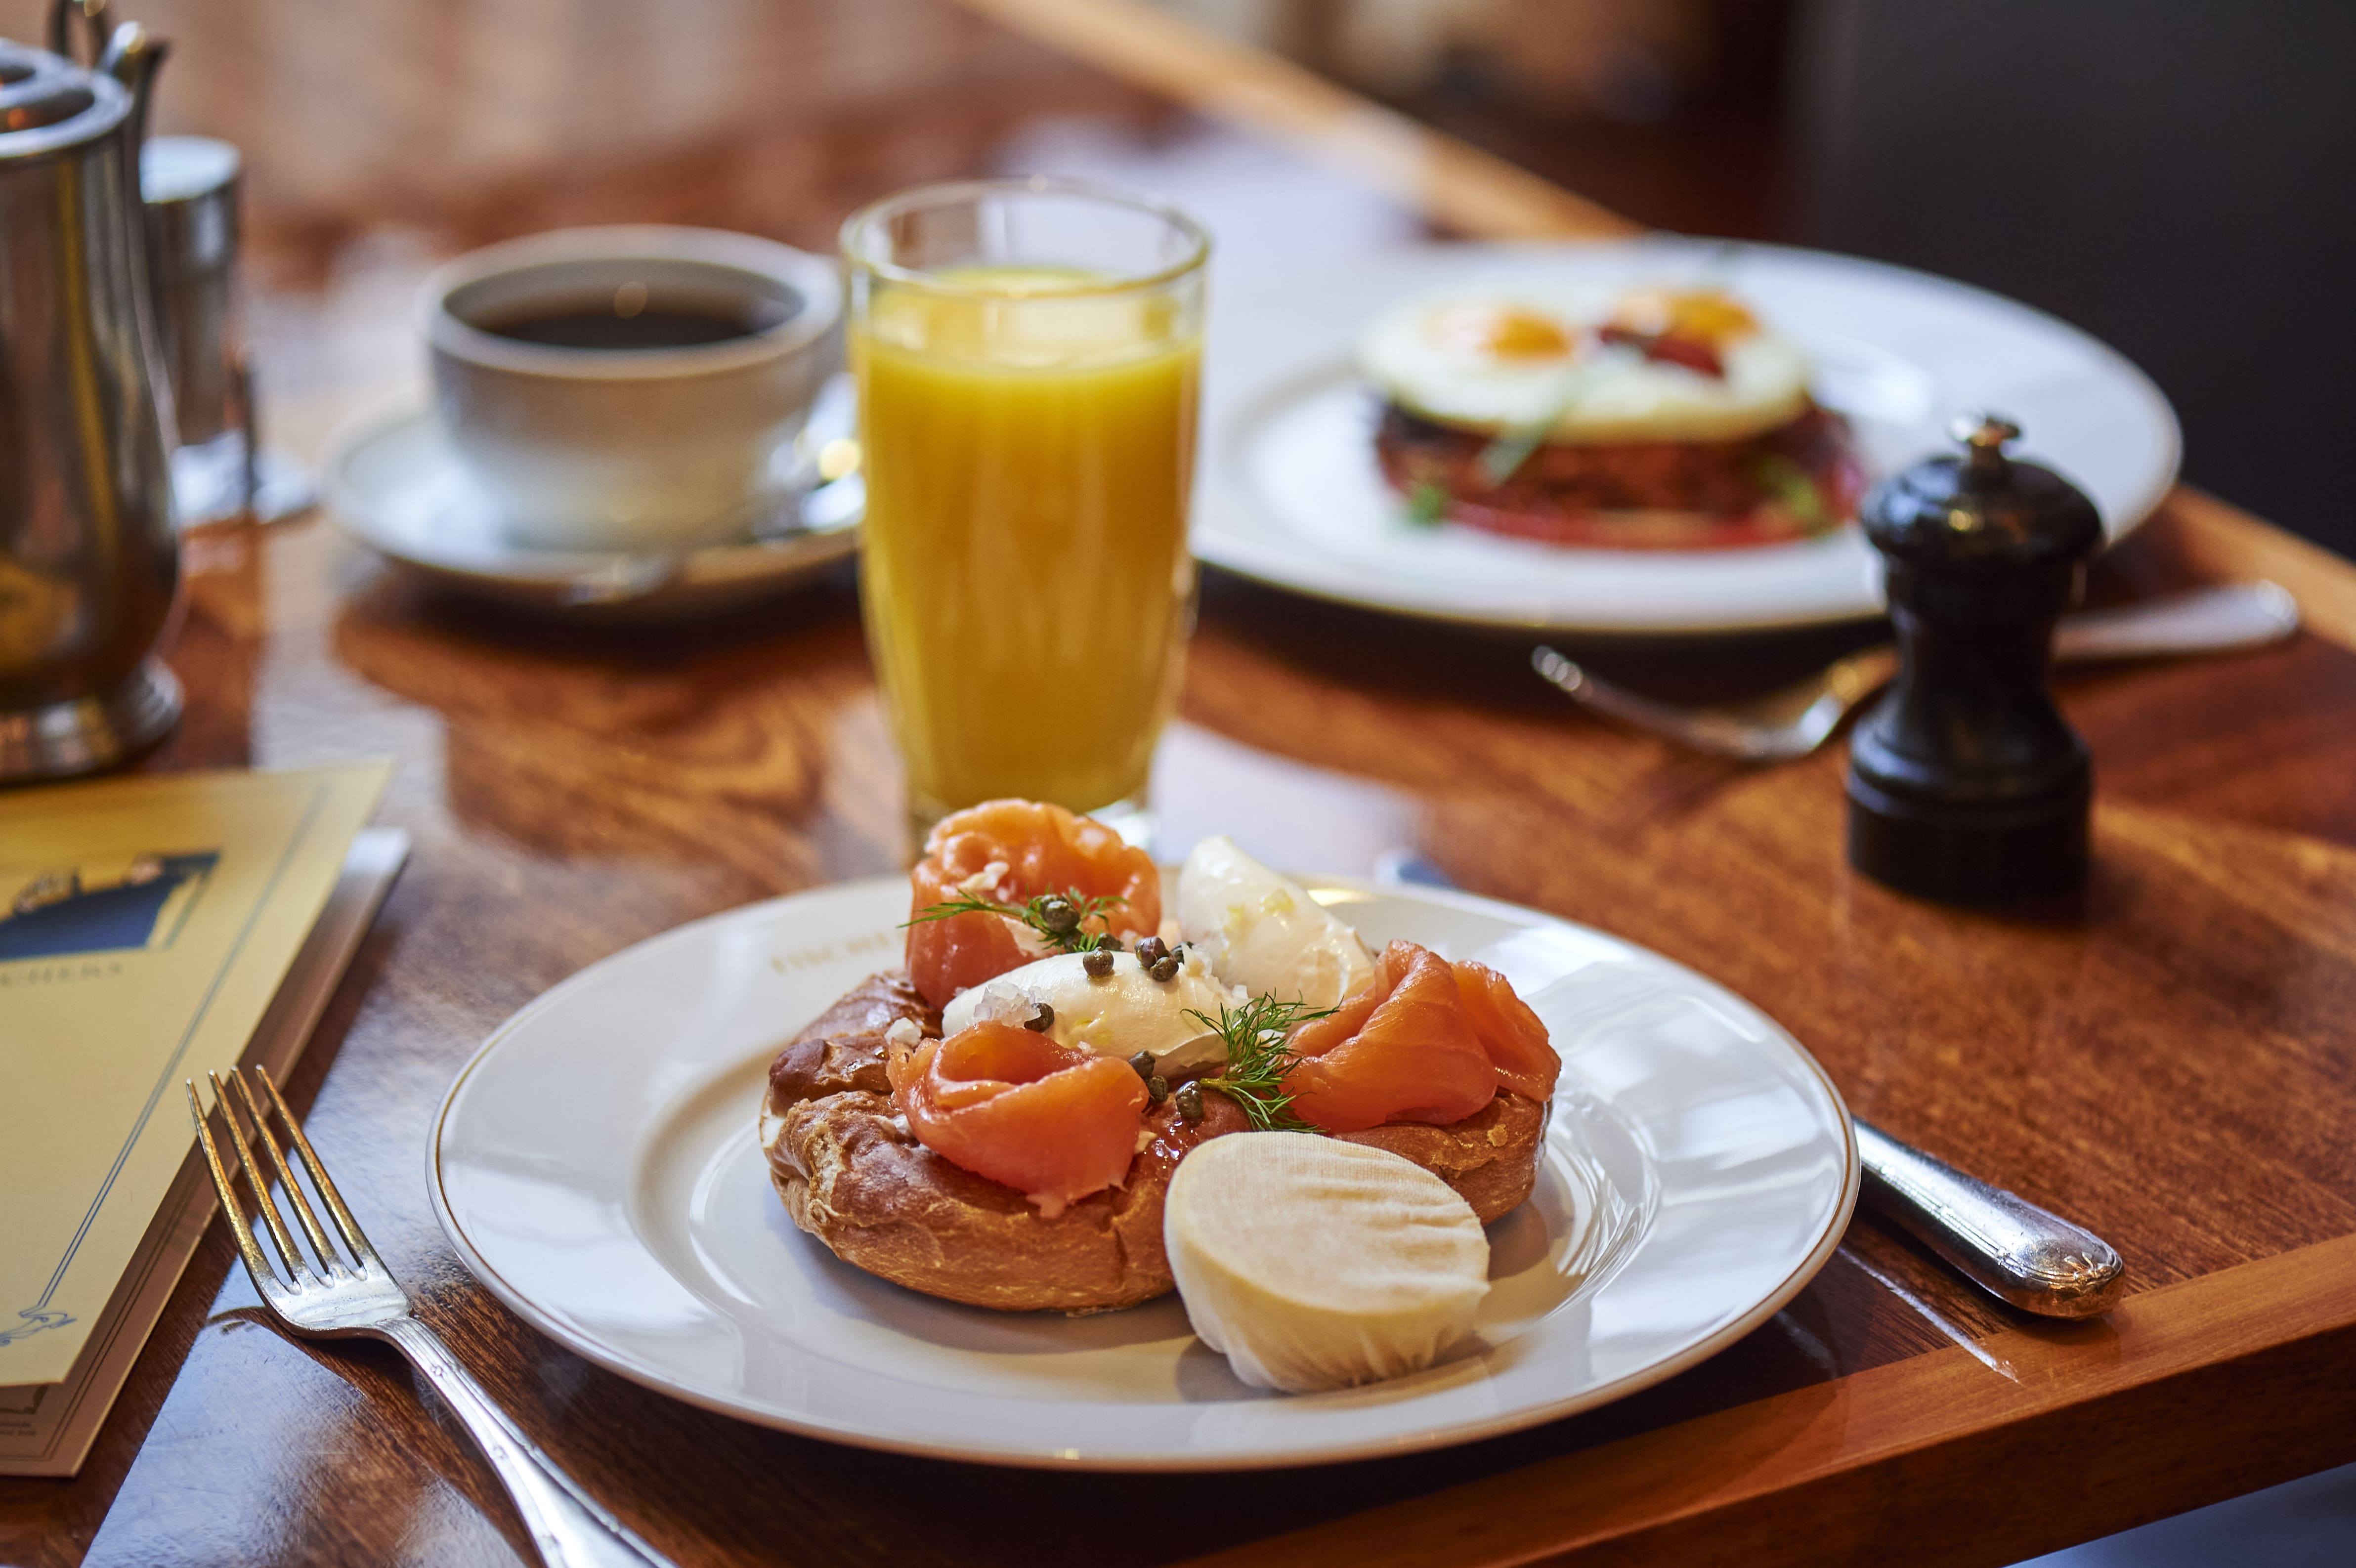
0 764 393 1442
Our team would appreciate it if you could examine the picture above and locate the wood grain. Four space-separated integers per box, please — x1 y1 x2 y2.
951 0 1636 241
0 0 1164 260
5 1 2356 1566
11 484 2354 1568
1181 1232 2356 1568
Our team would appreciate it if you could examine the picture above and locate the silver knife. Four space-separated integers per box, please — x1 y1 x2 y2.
1371 851 2127 1317
1854 1117 2125 1317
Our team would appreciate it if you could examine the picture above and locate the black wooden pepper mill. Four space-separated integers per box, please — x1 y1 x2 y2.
1846 415 2105 902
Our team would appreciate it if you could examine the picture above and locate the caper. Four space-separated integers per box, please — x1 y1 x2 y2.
1097 934 1124 953
1148 1075 1169 1103
1024 1002 1054 1032
1126 1050 1157 1081
1174 1080 1203 1124
1148 954 1180 982
1135 935 1168 969
1037 895 1081 936
1082 947 1116 979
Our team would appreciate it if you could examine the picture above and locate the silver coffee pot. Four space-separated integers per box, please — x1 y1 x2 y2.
0 3 179 784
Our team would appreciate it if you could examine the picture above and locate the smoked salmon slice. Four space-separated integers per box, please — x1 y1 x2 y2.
1282 942 1559 1131
906 799 1162 1008
1282 941 1499 1133
1453 959 1560 1100
888 1020 1150 1216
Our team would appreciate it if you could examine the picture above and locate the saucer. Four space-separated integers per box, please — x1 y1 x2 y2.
324 397 862 622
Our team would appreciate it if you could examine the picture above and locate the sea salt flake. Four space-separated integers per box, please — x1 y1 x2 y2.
957 860 1012 898
971 982 1033 1026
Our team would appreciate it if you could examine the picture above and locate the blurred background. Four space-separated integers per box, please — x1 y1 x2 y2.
4 3 2352 1562
1159 0 2356 555
4 0 2350 546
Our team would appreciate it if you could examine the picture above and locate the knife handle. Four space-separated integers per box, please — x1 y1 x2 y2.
1854 1118 2126 1318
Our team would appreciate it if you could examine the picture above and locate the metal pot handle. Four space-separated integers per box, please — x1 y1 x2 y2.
95 19 181 452
97 20 168 153
47 0 109 65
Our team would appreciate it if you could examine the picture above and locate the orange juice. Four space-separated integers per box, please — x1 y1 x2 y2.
853 266 1201 821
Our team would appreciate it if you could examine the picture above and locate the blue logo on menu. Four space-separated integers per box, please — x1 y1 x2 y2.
0 851 221 964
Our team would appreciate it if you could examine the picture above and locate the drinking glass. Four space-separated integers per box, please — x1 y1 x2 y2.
841 177 1209 843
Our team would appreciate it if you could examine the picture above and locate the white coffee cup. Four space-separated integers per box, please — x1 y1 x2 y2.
420 226 842 552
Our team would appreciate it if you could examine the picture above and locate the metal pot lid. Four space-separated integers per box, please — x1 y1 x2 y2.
0 38 129 156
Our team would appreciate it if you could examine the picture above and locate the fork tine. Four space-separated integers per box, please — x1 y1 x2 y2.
228 1068 343 1272
208 1069 317 1284
252 1063 382 1268
188 1081 288 1293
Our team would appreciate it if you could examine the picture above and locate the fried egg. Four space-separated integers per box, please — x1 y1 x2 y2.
1357 284 1812 444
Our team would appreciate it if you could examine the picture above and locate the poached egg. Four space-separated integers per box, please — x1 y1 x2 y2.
1175 836 1374 1011
941 950 1242 1075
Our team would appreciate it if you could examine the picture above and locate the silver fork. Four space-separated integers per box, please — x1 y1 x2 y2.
187 1066 677 1568
1533 580 2300 761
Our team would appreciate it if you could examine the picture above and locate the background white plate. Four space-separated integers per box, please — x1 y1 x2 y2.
1194 239 2182 634
431 876 1856 1470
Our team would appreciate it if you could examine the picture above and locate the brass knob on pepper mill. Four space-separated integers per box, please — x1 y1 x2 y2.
1845 415 2104 901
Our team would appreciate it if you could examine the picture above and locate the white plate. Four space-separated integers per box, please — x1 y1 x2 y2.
1194 239 2181 634
324 397 862 623
430 876 1856 1470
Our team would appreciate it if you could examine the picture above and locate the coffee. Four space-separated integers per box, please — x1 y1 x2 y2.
480 304 762 351
425 227 842 550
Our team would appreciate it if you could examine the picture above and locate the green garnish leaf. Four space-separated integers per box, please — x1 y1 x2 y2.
902 885 1128 954
1475 359 1589 489
1475 420 1553 488
1184 994 1338 1132
1756 455 1832 534
1404 481 1450 527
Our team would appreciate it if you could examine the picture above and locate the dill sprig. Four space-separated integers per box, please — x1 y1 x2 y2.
1756 454 1833 534
1185 995 1337 1132
901 885 1128 954
1404 481 1450 527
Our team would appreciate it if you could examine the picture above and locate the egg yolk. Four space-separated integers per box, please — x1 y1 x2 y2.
1425 304 1576 361
1610 288 1758 346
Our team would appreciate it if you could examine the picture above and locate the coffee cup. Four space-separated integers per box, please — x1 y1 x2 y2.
420 226 842 552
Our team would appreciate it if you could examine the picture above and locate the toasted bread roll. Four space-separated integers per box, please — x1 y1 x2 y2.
767 1088 1245 1313
764 969 936 1105
760 969 1548 1312
1338 1091 1549 1223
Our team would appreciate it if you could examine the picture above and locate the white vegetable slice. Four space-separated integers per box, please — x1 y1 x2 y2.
1164 1133 1490 1393
1175 836 1374 1010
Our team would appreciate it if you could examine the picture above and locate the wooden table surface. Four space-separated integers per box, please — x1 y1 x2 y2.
7 0 2356 1564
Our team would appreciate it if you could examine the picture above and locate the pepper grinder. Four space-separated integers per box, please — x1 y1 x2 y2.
1846 415 2104 902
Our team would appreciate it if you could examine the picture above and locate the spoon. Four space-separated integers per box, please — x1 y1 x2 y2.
1533 581 2299 761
